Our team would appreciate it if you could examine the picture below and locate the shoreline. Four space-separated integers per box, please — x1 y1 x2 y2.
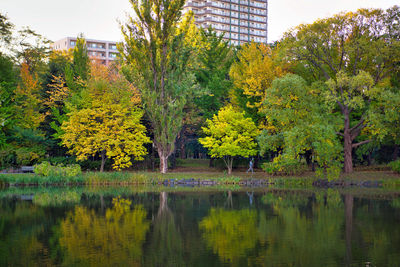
1 170 400 189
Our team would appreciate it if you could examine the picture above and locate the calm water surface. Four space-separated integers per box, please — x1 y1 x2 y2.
1 187 400 266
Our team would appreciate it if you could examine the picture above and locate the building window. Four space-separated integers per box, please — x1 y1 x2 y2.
70 41 76 46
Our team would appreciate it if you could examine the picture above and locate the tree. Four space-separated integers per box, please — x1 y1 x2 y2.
195 27 233 120
259 74 342 178
367 87 400 160
61 63 150 171
281 6 400 172
324 71 381 173
120 0 195 173
0 12 14 47
229 42 284 124
71 34 89 81
0 54 17 149
199 106 259 174
176 27 232 161
12 27 51 73
14 63 45 130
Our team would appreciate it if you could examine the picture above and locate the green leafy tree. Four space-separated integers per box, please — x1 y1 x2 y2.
71 34 89 81
367 87 400 159
39 51 72 157
0 54 17 149
324 71 381 173
199 105 259 174
281 6 400 172
259 74 342 178
119 0 195 173
195 27 233 120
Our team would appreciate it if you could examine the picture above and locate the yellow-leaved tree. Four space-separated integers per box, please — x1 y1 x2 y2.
61 63 150 171
229 42 284 124
199 105 259 174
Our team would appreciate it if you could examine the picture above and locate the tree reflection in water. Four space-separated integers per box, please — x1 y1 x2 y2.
58 197 150 266
0 190 400 266
144 192 184 267
199 208 258 264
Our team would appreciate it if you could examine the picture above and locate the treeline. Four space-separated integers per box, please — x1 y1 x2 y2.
1 4 400 177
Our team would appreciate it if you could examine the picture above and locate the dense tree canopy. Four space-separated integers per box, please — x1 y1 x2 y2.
277 6 400 173
1 4 400 177
230 42 284 124
259 74 342 178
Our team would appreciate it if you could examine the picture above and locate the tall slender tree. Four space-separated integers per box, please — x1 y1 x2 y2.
119 0 195 173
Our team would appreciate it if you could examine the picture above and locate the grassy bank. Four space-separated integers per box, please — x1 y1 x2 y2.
1 170 400 189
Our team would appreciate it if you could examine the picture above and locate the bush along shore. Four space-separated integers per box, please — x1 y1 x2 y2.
1 170 400 189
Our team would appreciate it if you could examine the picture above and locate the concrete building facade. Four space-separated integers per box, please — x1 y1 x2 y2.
183 0 268 45
51 37 119 65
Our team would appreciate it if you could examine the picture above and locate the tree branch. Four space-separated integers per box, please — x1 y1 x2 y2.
352 139 371 148
349 117 365 133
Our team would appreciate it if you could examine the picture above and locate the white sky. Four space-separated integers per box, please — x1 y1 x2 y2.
1 0 398 43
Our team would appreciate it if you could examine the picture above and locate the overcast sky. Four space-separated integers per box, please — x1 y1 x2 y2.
1 0 398 43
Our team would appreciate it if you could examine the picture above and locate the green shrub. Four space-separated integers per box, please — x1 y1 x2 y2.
388 160 400 173
34 161 82 177
262 157 307 176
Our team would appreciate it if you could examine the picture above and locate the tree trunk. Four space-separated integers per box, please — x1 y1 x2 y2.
393 145 399 161
305 150 312 166
254 156 259 169
180 136 186 159
367 151 372 166
158 149 169 174
100 150 106 172
227 166 232 175
343 110 353 173
225 156 233 175
344 133 353 173
151 145 156 171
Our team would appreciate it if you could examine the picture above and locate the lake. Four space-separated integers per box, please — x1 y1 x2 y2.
1 186 399 266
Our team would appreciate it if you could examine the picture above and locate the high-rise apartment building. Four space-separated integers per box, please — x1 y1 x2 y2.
51 37 119 65
183 0 268 45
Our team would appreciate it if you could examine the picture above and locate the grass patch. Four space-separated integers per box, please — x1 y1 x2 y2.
1 170 400 189
0 171 252 186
